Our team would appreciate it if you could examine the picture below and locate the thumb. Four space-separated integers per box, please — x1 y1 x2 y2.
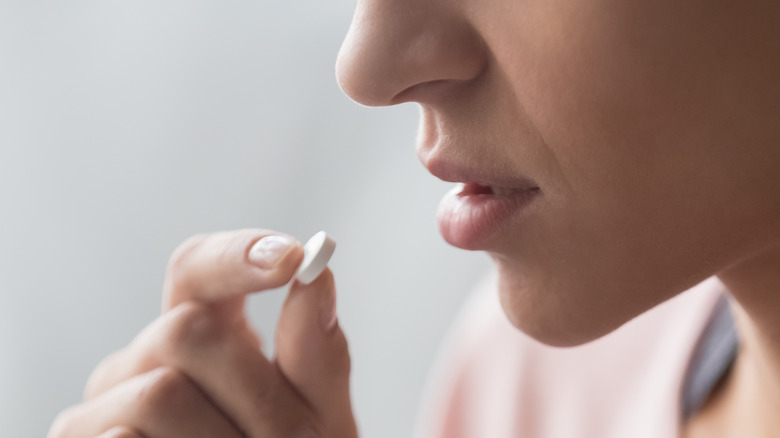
274 268 358 437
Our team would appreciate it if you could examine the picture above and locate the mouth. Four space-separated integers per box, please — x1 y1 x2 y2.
422 153 539 192
457 182 540 197
436 181 541 250
421 154 542 249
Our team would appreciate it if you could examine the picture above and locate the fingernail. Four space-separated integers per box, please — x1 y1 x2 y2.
248 235 296 269
320 292 338 333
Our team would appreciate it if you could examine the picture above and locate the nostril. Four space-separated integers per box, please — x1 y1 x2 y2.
391 78 472 106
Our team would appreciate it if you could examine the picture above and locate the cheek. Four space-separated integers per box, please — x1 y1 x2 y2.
477 0 780 344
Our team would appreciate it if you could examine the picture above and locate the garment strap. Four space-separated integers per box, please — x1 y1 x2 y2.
680 294 739 420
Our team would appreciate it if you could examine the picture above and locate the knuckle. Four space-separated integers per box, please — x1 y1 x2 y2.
163 301 227 354
47 406 80 438
164 231 250 295
166 233 208 279
135 367 191 416
83 349 124 401
101 426 140 438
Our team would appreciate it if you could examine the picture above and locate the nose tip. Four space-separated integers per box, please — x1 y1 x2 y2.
335 26 393 107
335 2 487 107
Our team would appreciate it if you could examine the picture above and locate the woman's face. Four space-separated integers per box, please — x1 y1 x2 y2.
336 0 780 346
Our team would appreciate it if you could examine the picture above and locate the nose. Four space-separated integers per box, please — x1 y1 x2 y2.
335 0 487 107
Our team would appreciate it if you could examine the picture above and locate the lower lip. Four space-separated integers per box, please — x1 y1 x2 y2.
436 183 541 250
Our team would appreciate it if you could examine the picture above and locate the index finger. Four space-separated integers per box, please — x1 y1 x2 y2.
162 229 304 311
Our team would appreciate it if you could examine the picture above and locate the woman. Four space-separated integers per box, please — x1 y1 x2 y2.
48 0 780 437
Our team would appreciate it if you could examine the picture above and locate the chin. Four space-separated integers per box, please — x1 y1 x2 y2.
494 264 636 348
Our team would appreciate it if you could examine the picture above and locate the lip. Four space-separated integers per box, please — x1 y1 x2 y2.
423 154 539 190
421 151 541 249
437 182 541 250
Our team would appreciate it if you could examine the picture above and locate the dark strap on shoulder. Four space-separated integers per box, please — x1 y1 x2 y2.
680 294 739 420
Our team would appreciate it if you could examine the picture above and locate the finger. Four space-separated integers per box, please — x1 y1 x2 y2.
49 367 244 438
163 229 304 311
85 302 264 401
93 426 144 438
275 269 358 437
84 301 321 437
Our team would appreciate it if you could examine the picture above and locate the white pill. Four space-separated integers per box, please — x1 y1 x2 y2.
295 231 336 285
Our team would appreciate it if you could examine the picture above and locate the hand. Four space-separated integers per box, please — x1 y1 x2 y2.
48 229 358 438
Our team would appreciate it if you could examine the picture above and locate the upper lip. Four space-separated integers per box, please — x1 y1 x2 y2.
422 154 539 190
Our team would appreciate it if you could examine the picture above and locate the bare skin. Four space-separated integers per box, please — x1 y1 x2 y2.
49 0 780 436
337 0 780 435
48 230 358 438
683 249 780 438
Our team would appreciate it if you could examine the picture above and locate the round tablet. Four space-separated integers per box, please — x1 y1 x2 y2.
295 231 336 285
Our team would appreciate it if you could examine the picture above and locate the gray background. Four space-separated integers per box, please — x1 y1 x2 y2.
0 1 491 437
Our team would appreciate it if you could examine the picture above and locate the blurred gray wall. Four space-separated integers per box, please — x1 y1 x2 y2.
0 1 491 437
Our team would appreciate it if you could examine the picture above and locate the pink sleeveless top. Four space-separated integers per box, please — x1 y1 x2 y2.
413 275 727 438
